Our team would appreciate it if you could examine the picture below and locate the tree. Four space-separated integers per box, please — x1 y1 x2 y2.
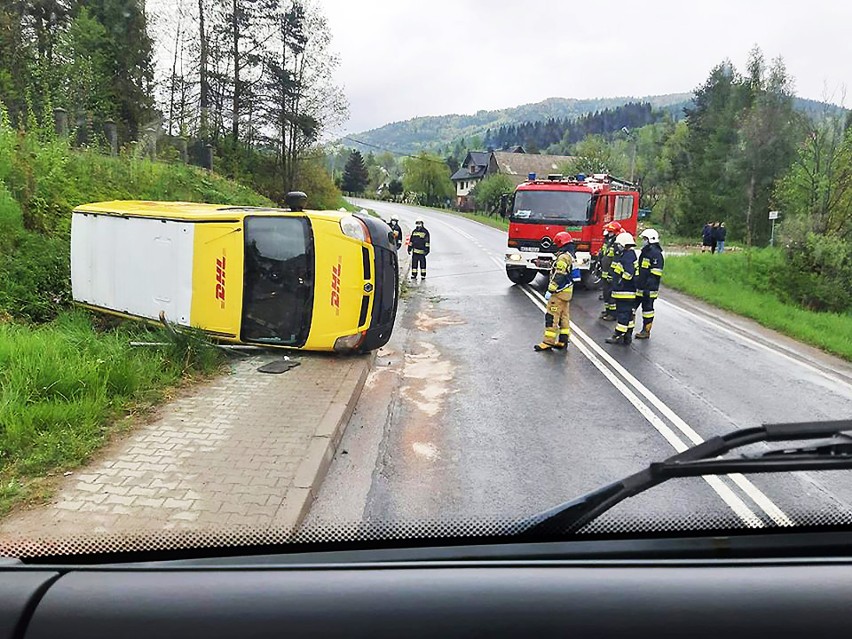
56 7 114 121
387 178 403 199
402 152 454 206
736 52 798 245
445 155 459 175
470 174 514 214
681 60 749 236
341 149 369 194
563 135 627 176
85 0 155 140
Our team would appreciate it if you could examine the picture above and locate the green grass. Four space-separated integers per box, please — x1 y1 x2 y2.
451 211 510 231
0 131 269 514
664 252 852 361
0 311 224 514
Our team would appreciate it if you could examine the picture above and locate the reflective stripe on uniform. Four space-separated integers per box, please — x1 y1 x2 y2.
559 328 570 336
650 268 663 276
642 311 655 319
612 291 636 299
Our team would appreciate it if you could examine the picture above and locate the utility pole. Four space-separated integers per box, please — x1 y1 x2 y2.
622 127 636 183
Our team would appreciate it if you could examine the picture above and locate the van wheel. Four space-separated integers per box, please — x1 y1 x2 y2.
506 267 536 285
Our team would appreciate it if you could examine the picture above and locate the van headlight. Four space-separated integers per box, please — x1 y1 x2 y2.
334 332 365 352
340 216 370 242
508 253 522 261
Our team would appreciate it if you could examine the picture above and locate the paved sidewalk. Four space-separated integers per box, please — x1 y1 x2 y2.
0 351 371 543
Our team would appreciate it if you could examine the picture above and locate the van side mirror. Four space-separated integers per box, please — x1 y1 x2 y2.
286 191 308 212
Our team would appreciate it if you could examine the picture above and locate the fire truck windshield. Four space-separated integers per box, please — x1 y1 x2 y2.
511 190 592 224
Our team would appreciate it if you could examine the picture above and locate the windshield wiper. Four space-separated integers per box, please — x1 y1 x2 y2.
520 419 852 537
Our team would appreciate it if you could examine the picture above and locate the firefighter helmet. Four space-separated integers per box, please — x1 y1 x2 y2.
640 228 660 244
553 231 574 248
390 216 399 222
415 219 424 225
615 232 636 247
603 221 624 236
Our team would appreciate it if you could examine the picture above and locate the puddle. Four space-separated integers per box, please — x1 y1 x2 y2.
400 342 456 417
414 311 465 332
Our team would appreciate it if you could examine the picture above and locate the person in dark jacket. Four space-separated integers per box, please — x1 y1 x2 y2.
715 222 727 253
408 219 430 279
702 222 713 253
605 232 638 346
598 221 623 321
633 229 664 339
711 222 721 253
388 216 403 250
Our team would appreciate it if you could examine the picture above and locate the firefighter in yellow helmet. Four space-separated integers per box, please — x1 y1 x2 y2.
535 232 580 352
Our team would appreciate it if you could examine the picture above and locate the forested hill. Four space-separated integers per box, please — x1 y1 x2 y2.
342 94 692 153
342 93 844 155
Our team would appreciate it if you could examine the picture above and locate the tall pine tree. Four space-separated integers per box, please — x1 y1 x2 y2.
341 150 369 194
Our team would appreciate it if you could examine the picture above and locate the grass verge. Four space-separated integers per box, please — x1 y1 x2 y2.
0 311 224 515
664 253 852 361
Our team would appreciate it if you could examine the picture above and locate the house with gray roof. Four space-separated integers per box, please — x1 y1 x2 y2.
450 147 575 210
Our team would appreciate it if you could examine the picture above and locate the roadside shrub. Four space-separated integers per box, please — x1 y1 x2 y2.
777 216 852 313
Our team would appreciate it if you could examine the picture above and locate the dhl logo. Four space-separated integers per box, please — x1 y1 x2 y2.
331 258 341 315
215 256 226 308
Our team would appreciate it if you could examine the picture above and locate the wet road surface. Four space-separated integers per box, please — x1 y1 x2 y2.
306 199 852 535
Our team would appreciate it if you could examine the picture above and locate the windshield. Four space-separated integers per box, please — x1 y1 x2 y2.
512 190 592 224
242 216 313 346
1 0 852 562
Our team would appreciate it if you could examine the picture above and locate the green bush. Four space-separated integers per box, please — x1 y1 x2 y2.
777 217 852 313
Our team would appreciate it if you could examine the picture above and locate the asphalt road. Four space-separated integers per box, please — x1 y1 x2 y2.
306 199 852 535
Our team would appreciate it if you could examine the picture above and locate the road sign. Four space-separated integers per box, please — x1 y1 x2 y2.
769 210 780 220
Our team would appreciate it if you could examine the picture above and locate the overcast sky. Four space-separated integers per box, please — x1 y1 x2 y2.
151 0 852 135
318 0 851 134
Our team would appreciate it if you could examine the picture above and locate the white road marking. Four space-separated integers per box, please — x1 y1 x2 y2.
373 202 798 526
518 286 762 527
523 285 793 527
657 298 852 389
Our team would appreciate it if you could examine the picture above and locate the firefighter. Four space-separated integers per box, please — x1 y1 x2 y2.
408 219 430 279
388 216 403 250
534 232 579 352
633 228 664 339
598 221 623 321
605 232 639 346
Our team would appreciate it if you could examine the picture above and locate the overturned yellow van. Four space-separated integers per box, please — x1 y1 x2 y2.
70 198 399 352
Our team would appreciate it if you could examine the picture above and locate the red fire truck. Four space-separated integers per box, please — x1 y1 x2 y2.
501 172 639 288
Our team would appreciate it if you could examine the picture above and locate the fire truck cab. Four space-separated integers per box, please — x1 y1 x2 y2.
502 173 639 288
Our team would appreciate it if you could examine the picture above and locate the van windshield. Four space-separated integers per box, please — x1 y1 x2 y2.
241 216 314 346
512 190 592 224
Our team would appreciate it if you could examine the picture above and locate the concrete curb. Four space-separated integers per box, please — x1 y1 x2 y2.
273 351 376 531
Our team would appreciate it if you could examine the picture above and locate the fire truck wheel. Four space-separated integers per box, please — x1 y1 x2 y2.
506 267 536 285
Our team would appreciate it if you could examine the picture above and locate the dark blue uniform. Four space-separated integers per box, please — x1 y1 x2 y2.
598 235 617 318
609 246 638 341
634 242 664 336
408 226 430 279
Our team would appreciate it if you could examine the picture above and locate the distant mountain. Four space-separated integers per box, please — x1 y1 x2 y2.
339 93 846 155
341 94 693 154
